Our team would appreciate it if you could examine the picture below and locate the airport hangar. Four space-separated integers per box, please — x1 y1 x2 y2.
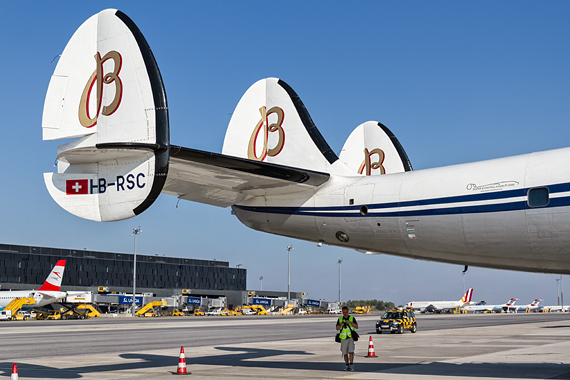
0 243 302 310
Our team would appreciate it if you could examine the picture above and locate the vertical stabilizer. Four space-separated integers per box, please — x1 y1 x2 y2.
339 121 412 176
37 260 66 291
223 78 342 173
461 288 473 303
42 9 169 222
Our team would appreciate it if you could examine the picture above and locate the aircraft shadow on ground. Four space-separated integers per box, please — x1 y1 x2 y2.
0 346 568 378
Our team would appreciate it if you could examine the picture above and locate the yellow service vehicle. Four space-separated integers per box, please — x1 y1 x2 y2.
376 309 417 334
193 309 205 316
46 310 62 320
353 306 372 314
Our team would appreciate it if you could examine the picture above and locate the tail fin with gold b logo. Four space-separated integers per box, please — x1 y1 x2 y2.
339 121 413 176
42 9 169 222
222 78 351 175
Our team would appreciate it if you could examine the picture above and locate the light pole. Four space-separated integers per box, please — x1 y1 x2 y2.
338 258 343 304
260 276 263 291
131 227 141 317
556 278 560 306
560 275 564 311
286 245 293 304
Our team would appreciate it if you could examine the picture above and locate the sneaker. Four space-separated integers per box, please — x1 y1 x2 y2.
349 364 355 371
344 364 349 371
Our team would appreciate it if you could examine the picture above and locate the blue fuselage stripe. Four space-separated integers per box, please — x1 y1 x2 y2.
233 183 570 218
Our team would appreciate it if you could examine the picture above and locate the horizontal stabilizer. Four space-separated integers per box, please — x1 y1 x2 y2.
163 146 330 207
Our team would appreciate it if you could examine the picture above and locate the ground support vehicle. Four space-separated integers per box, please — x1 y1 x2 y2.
45 311 62 320
376 309 417 334
0 311 12 321
12 312 32 321
242 305 268 315
4 297 35 314
76 304 101 317
135 301 166 317
353 306 372 314
228 308 243 316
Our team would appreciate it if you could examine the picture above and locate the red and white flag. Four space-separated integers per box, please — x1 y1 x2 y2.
66 179 88 195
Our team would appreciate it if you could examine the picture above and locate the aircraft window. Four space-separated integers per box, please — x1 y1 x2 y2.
360 205 368 216
349 199 354 205
528 187 549 207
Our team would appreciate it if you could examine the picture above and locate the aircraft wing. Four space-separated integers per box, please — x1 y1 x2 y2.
163 146 331 207
424 304 438 312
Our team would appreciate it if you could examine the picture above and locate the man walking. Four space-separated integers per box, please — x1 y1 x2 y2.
336 305 358 371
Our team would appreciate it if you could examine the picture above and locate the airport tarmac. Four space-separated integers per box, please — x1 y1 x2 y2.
1 313 569 379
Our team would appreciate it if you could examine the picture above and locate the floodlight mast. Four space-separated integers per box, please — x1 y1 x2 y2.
131 227 142 317
338 259 343 303
286 245 293 304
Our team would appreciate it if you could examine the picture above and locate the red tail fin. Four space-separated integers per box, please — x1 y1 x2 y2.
37 260 66 291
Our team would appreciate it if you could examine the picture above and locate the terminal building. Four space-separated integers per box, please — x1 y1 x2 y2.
0 243 248 308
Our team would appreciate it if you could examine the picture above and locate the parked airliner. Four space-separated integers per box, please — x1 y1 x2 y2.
406 288 473 312
0 260 67 310
42 9 570 275
462 298 518 313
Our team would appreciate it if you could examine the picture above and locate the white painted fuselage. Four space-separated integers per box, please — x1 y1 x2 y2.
0 290 67 310
233 147 570 274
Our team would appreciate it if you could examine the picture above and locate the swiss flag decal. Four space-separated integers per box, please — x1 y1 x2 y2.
66 179 88 195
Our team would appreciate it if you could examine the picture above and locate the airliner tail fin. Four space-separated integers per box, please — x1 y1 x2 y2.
37 260 66 291
460 288 474 303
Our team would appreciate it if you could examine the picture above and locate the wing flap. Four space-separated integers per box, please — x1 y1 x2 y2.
163 146 330 207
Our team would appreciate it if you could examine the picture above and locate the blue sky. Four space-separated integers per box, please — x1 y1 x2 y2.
1 2 570 307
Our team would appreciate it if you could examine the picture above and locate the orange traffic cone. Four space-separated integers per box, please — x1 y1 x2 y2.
174 346 189 374
366 336 377 358
11 363 18 380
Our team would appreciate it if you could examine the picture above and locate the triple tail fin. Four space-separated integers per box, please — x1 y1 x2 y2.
37 260 66 291
460 288 473 303
222 78 350 175
42 9 169 222
339 121 413 175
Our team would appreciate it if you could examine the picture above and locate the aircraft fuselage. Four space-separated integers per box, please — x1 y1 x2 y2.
233 147 570 274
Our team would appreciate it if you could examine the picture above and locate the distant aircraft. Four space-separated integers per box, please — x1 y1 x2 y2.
0 260 67 310
42 9 570 275
406 288 473 312
516 299 542 313
463 297 518 313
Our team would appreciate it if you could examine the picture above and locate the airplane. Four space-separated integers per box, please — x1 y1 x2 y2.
490 298 519 313
462 297 518 313
542 305 569 312
42 9 570 275
406 288 473 313
516 299 542 313
0 260 67 310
